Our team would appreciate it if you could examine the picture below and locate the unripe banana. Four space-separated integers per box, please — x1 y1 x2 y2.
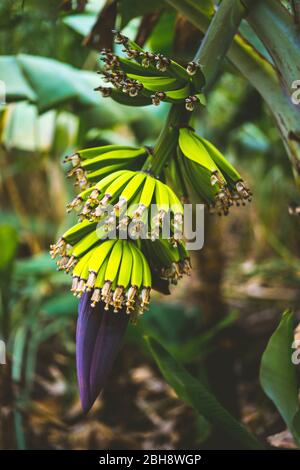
198 136 241 183
90 258 109 307
104 240 123 283
164 84 191 101
127 74 185 92
140 250 151 288
72 250 93 280
109 88 152 106
90 170 128 197
117 241 133 288
71 230 102 259
94 258 108 288
119 172 146 204
129 243 143 288
74 144 135 160
160 238 180 263
86 163 130 182
85 240 116 291
61 220 97 245
164 157 187 201
155 179 170 213
117 56 162 77
181 154 217 204
88 239 116 274
121 190 141 220
102 171 135 201
137 175 156 209
178 128 220 174
166 186 184 215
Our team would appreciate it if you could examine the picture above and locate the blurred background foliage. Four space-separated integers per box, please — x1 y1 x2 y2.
0 0 299 450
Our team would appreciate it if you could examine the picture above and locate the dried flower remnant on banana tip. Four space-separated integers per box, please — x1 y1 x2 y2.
95 30 206 112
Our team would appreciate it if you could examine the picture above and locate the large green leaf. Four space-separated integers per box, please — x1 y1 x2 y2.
1 55 102 112
17 55 99 112
145 336 264 449
0 56 36 103
260 310 300 445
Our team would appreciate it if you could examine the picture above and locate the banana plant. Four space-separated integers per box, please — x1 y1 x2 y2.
51 0 254 414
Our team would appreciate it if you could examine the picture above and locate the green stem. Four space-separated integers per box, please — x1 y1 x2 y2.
151 104 189 175
193 0 246 89
151 0 248 175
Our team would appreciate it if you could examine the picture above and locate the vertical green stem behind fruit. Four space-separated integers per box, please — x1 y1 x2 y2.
193 0 248 89
151 0 249 177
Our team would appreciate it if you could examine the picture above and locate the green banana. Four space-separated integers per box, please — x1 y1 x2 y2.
155 179 170 213
127 74 185 92
109 88 152 106
181 153 217 204
102 171 135 200
117 56 162 77
140 250 152 288
81 148 146 171
166 186 183 215
117 241 133 288
87 239 116 274
137 175 156 209
119 172 146 204
198 136 241 183
160 238 180 263
94 258 108 288
124 190 141 216
104 240 123 283
92 170 128 195
168 60 191 81
164 157 187 201
70 230 102 259
86 163 131 182
129 243 143 288
164 84 191 101
72 250 93 280
61 220 97 245
75 144 136 161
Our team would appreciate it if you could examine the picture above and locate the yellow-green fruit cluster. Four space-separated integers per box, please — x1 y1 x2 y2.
165 128 252 215
96 31 205 111
70 240 151 314
65 144 148 189
66 168 184 242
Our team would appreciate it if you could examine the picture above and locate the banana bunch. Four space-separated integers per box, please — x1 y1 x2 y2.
64 169 184 241
60 239 152 314
64 144 149 189
164 127 252 215
95 31 205 111
51 232 191 314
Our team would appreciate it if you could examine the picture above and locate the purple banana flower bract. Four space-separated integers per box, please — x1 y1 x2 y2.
76 293 129 413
